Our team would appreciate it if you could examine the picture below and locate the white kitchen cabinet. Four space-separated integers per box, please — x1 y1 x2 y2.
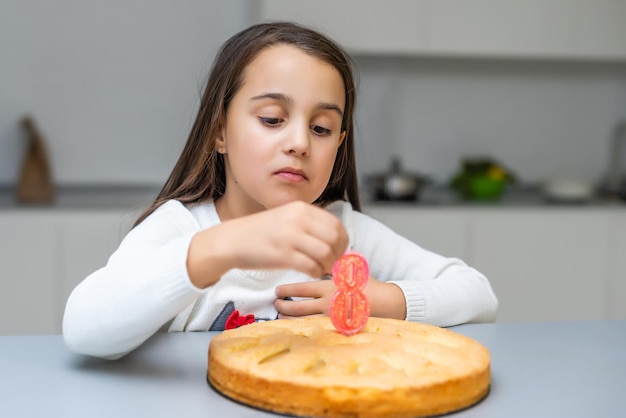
255 0 427 55
367 206 623 323
1 204 624 334
425 0 575 58
0 212 60 335
608 212 626 319
57 210 135 328
573 0 626 59
363 206 469 261
256 0 626 60
470 208 611 322
0 209 135 335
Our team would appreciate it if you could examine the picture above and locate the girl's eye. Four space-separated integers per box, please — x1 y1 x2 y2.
311 125 331 136
259 117 282 126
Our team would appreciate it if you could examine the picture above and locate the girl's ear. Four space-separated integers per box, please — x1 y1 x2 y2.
338 131 347 147
215 129 227 154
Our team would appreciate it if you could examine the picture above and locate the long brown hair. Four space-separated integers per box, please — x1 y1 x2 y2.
135 22 360 226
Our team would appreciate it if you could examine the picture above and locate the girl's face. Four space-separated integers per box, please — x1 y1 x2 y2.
215 44 346 220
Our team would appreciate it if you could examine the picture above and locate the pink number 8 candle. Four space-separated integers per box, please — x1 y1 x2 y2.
329 251 370 336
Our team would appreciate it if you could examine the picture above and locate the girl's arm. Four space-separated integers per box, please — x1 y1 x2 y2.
274 202 497 326
350 209 498 326
274 276 407 320
63 201 207 359
63 200 349 359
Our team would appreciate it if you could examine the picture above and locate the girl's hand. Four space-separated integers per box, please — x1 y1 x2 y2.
187 201 349 288
274 279 335 318
274 276 407 320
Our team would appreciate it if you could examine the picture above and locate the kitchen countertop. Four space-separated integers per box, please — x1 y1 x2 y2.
0 185 159 210
1 320 624 417
366 184 626 208
0 184 624 210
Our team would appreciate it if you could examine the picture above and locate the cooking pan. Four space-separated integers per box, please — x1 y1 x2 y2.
365 157 430 201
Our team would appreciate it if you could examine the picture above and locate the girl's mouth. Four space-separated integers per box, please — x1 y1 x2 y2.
275 167 308 182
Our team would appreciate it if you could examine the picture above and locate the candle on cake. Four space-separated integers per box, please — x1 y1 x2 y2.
329 251 370 336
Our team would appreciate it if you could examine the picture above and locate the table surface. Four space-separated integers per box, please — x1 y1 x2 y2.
1 320 625 418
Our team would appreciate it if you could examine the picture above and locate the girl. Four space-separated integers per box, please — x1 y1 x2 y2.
63 22 498 359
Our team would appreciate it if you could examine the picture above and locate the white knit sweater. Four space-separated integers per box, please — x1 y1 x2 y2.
63 199 498 359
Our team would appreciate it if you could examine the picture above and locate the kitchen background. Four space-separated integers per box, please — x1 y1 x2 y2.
1 0 626 334
2 0 626 191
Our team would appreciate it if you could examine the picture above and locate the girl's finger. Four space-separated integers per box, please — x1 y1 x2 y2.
277 313 325 320
274 297 327 317
275 280 335 299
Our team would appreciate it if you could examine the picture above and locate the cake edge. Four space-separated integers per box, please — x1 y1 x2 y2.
207 351 491 418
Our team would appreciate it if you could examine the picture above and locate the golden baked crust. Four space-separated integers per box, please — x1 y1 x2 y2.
208 317 490 418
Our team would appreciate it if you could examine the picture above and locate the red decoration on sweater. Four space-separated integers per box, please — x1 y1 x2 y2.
225 310 256 330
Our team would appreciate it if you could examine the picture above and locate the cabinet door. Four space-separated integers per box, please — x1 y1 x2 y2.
363 207 468 261
257 0 626 60
59 211 134 326
471 209 610 322
0 213 59 335
573 0 626 59
608 212 626 319
256 0 427 55
426 0 575 58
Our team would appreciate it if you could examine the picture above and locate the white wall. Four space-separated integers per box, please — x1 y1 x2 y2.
354 57 626 185
0 0 250 186
1 1 625 189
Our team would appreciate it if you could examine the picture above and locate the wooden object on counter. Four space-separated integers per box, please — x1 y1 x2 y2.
16 116 55 205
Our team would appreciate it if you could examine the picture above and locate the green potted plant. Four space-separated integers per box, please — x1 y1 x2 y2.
450 157 516 201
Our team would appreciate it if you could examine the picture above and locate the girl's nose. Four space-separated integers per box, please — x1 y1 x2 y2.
284 123 310 156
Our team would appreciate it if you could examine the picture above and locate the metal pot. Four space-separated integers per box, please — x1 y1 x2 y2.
365 157 430 201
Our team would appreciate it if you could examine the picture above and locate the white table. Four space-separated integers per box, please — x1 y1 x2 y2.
1 320 625 417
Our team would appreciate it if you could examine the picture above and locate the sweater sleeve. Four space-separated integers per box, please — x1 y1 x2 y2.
62 200 208 359
347 207 498 326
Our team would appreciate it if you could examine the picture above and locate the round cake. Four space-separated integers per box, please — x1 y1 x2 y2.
207 317 490 418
